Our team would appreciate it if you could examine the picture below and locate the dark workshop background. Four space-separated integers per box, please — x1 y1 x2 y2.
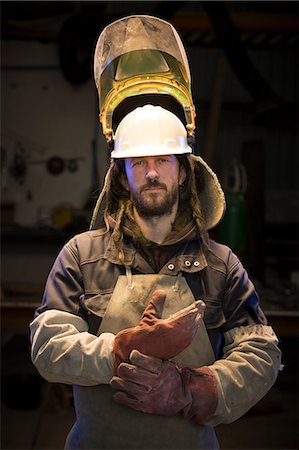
1 1 298 449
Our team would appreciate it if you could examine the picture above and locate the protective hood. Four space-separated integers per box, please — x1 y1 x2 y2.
89 152 225 232
190 154 226 231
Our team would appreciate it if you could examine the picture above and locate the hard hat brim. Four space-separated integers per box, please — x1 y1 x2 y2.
111 145 192 158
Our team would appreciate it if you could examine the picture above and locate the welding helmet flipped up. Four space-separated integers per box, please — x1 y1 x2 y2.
93 15 196 144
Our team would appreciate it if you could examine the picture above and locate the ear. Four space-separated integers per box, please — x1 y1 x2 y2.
179 164 186 185
120 173 129 191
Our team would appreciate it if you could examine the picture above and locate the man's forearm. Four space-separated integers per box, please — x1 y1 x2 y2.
208 323 282 425
30 309 115 385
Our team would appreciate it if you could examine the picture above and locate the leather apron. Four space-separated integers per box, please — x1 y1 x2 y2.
65 274 219 450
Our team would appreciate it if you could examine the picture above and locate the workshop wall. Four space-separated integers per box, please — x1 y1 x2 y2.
1 39 297 229
1 21 298 289
187 45 297 224
1 39 107 229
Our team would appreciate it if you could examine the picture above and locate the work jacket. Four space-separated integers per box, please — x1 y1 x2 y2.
30 226 281 427
30 149 282 448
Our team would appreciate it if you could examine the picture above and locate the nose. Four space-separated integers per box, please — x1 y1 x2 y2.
145 161 159 181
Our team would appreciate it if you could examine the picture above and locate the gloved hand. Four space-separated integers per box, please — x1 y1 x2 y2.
111 350 217 424
113 289 205 372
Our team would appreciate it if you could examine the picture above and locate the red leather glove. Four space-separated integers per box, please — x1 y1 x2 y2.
113 289 205 372
111 350 217 424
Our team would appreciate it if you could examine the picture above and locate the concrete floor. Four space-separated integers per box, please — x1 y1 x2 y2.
1 379 298 450
1 335 298 450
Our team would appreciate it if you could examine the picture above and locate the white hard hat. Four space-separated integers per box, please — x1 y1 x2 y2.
111 104 192 158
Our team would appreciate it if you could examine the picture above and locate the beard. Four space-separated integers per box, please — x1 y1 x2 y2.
130 180 179 218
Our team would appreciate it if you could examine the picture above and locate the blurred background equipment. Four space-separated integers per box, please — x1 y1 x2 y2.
217 160 248 264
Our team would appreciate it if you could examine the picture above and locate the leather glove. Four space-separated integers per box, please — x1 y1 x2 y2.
113 289 205 371
111 350 217 424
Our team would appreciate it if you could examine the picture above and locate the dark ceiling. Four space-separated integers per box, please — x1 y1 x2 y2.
1 1 297 130
1 1 297 41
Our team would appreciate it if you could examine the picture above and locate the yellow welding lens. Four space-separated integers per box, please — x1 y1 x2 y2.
94 15 196 141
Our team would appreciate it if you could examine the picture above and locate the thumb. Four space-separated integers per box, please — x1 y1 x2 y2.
129 349 163 373
140 289 166 326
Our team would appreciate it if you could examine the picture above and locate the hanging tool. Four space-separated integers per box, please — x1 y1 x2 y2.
29 155 84 175
10 142 28 184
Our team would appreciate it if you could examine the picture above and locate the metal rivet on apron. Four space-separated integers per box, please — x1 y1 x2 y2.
194 261 200 267
168 263 175 271
185 260 192 267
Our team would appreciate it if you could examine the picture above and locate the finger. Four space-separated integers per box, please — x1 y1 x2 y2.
116 359 160 382
129 349 163 373
116 361 136 375
194 299 206 320
140 290 166 325
166 301 205 333
110 375 149 395
167 300 205 322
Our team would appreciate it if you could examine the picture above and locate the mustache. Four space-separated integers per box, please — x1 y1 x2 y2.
141 180 167 192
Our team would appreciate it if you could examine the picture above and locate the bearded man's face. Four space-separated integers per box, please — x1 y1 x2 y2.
122 155 185 218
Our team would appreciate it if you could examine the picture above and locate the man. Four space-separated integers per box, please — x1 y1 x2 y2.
30 16 281 450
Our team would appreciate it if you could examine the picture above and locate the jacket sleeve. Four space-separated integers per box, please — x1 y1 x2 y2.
30 239 115 386
207 323 281 425
206 253 282 425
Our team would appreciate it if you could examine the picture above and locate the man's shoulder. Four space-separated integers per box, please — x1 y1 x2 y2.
65 228 112 261
205 238 237 270
207 238 231 255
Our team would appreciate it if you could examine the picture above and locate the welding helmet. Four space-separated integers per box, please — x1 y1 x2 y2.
111 104 192 158
94 15 196 143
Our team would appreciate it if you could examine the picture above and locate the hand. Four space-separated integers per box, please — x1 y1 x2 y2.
111 350 217 424
111 350 187 415
113 290 205 371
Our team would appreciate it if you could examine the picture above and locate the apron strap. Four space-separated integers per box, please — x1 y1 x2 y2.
183 270 206 300
183 270 224 358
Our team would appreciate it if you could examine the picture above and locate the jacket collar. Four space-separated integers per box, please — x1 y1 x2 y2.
104 223 208 275
108 214 199 246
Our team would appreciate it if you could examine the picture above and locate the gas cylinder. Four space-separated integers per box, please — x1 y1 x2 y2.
217 162 248 263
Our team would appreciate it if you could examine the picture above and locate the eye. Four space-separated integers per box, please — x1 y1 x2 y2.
158 157 169 164
131 159 144 168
